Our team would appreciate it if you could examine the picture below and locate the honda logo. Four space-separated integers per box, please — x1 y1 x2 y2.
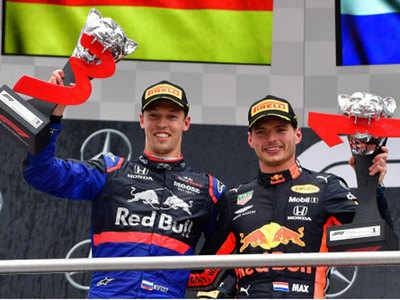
293 205 308 216
134 165 149 175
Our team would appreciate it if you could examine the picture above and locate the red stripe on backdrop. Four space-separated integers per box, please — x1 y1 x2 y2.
6 0 273 10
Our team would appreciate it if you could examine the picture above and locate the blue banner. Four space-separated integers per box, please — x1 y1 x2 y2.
338 0 400 66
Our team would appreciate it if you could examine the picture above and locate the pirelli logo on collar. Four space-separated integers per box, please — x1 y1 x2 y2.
144 84 183 100
250 99 289 117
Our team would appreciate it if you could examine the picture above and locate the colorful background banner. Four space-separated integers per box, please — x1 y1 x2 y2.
337 0 400 66
2 0 273 64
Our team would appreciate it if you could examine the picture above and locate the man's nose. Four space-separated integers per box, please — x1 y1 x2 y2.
265 131 276 141
156 117 168 128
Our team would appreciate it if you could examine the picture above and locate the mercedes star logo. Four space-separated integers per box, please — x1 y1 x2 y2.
325 266 358 298
64 239 92 290
80 128 132 161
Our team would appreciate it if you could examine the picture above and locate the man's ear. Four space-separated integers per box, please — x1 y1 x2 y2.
295 127 302 145
248 131 254 149
183 115 191 132
139 113 145 129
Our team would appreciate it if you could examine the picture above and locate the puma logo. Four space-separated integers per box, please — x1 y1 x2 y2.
240 284 251 296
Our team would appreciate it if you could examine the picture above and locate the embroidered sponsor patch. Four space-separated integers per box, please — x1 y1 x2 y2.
144 83 182 100
273 281 289 292
250 99 289 117
291 184 320 194
140 280 169 293
237 190 254 205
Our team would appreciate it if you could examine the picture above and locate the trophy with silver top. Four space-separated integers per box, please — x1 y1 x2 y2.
0 8 137 153
326 92 398 251
72 8 137 65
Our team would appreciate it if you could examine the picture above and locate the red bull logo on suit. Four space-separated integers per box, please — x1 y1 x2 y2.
239 222 305 252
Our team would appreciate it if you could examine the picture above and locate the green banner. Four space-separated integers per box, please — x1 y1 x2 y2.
3 2 273 64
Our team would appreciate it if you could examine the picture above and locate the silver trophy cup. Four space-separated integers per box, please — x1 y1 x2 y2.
327 92 398 251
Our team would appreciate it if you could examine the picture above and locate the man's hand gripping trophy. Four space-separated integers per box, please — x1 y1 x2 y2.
0 8 137 154
308 92 400 251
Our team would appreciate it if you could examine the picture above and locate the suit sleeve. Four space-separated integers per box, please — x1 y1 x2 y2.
321 175 357 224
323 174 393 227
23 121 107 200
188 190 236 290
201 176 226 238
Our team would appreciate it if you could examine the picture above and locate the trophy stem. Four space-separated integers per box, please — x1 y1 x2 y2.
62 60 76 86
326 151 398 251
352 154 382 223
26 61 75 117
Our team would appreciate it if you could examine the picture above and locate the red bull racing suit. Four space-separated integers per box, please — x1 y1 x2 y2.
23 121 225 299
189 162 391 298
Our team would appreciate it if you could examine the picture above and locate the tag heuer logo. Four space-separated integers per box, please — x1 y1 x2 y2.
237 191 254 205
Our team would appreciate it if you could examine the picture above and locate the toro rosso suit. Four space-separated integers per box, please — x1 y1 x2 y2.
190 162 391 298
23 121 225 298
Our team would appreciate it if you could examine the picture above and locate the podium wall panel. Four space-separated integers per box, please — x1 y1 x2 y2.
0 121 399 298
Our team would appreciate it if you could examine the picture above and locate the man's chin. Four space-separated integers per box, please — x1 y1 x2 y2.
152 147 174 156
263 158 284 168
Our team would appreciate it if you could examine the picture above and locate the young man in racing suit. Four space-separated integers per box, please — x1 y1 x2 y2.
188 94 391 298
23 71 225 299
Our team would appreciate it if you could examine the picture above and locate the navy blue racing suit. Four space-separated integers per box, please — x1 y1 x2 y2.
23 121 225 298
189 163 393 298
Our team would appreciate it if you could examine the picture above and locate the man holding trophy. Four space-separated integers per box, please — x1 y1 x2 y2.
19 8 227 299
24 75 227 298
189 94 393 298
